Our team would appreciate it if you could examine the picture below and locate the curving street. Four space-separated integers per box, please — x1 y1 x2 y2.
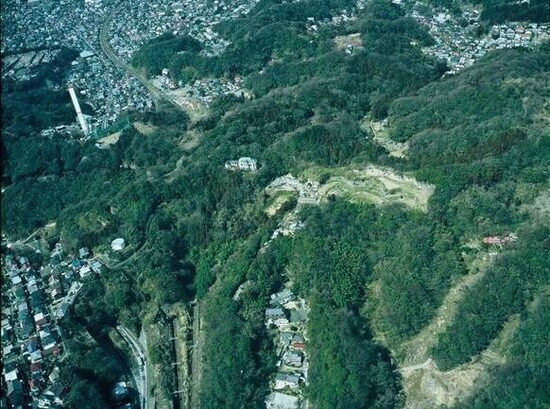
117 325 151 409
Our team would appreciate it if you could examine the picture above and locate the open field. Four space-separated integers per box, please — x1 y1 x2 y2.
133 121 157 135
334 32 364 50
98 130 122 145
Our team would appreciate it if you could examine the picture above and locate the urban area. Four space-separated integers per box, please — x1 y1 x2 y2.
3 0 548 138
1 234 140 409
2 0 262 134
1 233 134 408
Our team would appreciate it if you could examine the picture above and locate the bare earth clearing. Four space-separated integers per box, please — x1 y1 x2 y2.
371 252 525 408
334 32 364 49
98 130 122 146
133 121 157 136
157 86 209 122
266 165 433 212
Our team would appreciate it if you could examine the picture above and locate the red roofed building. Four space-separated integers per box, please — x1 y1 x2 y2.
43 342 61 357
483 236 502 245
29 379 40 394
483 233 518 246
30 362 43 374
291 342 306 351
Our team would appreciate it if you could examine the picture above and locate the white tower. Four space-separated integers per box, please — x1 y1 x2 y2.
67 84 89 136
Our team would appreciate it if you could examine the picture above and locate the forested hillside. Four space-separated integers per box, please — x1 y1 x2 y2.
2 0 548 408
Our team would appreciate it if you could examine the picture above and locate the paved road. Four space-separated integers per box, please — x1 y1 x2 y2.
117 325 150 409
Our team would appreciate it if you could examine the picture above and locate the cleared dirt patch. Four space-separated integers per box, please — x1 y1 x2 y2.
133 122 157 136
399 311 520 409
98 130 122 146
305 165 433 211
266 166 433 211
400 353 496 409
164 89 209 122
524 190 550 221
265 191 296 217
334 32 364 50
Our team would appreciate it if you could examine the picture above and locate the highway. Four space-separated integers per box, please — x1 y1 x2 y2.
117 325 150 409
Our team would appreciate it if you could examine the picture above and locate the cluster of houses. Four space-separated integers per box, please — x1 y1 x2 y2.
302 0 550 77
2 49 60 83
105 0 261 61
3 0 261 134
155 73 248 109
3 0 155 133
305 9 358 34
406 1 550 75
1 243 103 408
264 288 309 409
67 52 153 132
224 157 258 171
103 0 258 113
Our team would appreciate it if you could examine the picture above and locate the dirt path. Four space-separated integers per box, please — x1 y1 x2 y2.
398 254 493 365
394 252 508 408
360 117 409 158
398 317 516 409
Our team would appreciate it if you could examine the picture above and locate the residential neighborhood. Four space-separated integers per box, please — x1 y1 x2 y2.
409 4 550 74
264 288 310 409
1 242 104 408
3 0 547 136
1 0 261 134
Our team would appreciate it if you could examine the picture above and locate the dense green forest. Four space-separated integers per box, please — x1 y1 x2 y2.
1 47 95 185
56 276 126 409
475 0 549 23
2 0 548 408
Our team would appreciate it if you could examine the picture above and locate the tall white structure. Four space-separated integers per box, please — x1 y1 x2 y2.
67 84 89 136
